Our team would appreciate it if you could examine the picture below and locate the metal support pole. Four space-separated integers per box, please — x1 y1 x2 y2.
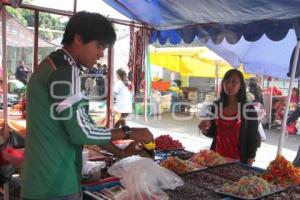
73 0 77 14
33 10 39 71
1 7 9 200
277 41 300 155
215 62 219 99
143 28 149 123
106 46 114 128
268 78 273 129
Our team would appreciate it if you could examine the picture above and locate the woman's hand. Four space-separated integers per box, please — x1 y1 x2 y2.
198 120 211 135
247 158 254 166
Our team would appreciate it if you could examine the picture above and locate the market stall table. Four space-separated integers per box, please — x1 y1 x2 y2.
80 148 300 199
0 109 26 138
0 115 26 167
162 159 300 199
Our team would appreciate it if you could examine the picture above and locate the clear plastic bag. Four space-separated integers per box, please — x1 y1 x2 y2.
108 156 184 200
82 161 106 181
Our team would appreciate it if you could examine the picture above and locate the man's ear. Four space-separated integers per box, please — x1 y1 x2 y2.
74 34 83 46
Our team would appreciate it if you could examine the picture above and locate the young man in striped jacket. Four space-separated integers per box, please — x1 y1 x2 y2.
21 11 153 200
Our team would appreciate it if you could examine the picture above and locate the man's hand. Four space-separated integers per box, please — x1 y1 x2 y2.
111 128 127 141
102 141 148 159
129 128 154 144
122 141 144 158
111 127 154 143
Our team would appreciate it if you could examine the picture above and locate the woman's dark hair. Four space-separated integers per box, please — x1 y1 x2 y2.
116 68 130 88
62 11 116 46
219 69 246 107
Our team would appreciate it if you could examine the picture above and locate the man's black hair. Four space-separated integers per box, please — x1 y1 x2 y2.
62 11 116 46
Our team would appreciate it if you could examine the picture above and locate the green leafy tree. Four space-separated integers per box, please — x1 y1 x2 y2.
6 3 64 41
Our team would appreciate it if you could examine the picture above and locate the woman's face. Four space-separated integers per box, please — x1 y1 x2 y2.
292 90 298 96
223 73 241 97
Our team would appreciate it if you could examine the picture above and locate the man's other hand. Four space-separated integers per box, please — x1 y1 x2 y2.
130 128 154 144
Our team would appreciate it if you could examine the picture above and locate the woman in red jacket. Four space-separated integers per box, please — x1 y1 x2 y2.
199 69 260 165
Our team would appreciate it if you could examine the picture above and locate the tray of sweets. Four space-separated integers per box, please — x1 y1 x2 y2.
160 156 206 175
188 149 237 167
215 175 286 200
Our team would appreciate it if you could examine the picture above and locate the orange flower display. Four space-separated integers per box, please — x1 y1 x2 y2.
263 155 300 186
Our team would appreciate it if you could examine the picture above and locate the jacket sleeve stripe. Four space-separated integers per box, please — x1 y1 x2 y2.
72 66 76 95
79 109 111 135
80 110 110 132
77 109 111 139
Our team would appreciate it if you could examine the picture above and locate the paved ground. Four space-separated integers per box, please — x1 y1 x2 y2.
128 112 300 169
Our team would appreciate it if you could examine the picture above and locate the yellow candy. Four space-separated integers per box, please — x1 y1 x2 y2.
143 142 156 150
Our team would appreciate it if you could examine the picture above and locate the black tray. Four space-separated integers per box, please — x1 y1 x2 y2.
205 162 264 181
180 170 235 191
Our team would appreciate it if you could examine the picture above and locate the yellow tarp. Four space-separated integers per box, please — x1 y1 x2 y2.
150 47 251 78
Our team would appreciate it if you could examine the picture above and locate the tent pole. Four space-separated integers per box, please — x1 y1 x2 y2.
33 10 39 71
106 45 114 128
143 28 148 123
277 41 300 155
215 61 219 98
297 79 300 104
73 0 77 14
1 7 9 200
268 78 273 129
1 8 8 138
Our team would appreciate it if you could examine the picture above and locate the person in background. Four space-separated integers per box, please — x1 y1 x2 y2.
248 77 266 140
288 88 300 125
98 63 108 75
95 63 107 98
291 87 300 105
15 60 31 85
249 78 264 104
21 12 153 200
272 97 286 122
169 79 183 113
204 85 217 103
286 88 300 134
96 63 102 72
198 69 260 165
114 68 132 128
84 78 94 96
275 88 300 135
